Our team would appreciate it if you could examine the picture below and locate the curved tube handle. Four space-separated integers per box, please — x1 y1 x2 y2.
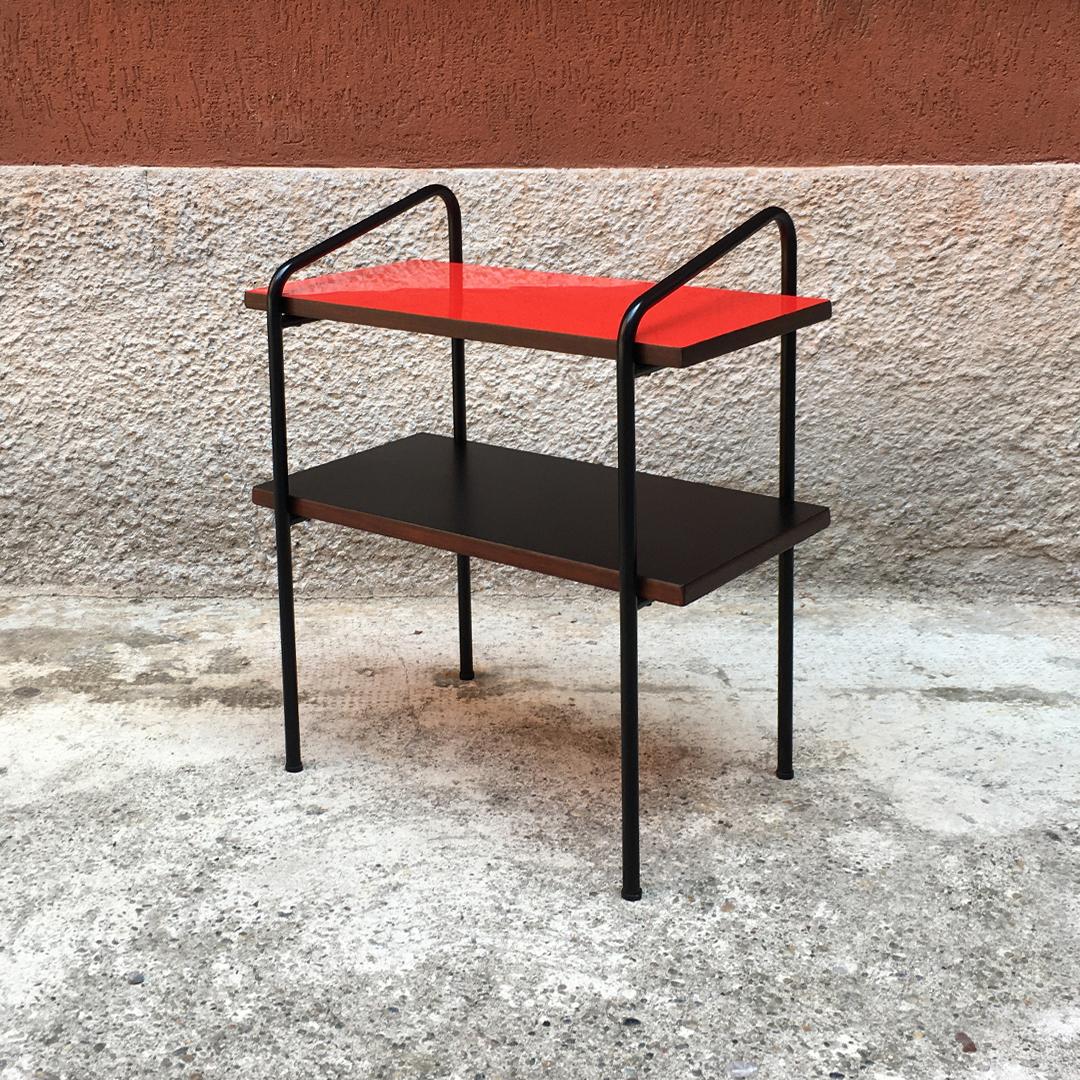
267 183 462 319
617 206 796 360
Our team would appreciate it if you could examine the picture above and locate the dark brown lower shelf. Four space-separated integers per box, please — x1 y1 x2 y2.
252 433 829 606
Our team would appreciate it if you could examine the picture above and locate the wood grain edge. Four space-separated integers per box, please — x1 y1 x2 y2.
679 300 833 368
243 291 831 369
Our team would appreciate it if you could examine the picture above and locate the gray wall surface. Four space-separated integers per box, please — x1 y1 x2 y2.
2 166 1077 600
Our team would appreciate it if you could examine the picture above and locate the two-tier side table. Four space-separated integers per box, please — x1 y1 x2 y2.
246 184 832 900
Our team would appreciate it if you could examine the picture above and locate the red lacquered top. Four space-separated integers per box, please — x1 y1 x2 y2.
245 259 831 368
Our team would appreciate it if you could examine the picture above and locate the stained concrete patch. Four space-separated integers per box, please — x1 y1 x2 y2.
0 595 1077 1079
919 685 1076 707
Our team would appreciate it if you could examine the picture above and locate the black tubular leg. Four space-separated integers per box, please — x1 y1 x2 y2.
776 549 794 779
447 197 474 683
452 336 474 680
456 556 473 679
617 350 642 902
262 184 467 772
777 323 796 780
267 312 303 773
776 206 797 780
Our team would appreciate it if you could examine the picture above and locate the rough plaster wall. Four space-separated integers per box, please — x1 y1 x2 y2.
1 165 1077 600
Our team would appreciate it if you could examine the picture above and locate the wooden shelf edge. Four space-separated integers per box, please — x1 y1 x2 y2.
251 488 831 608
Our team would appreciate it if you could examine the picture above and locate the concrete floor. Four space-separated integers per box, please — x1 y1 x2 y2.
0 594 1077 1080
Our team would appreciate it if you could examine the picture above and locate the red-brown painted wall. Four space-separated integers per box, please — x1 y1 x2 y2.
3 1 1077 167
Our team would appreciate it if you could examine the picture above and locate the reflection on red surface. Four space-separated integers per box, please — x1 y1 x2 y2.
248 259 829 349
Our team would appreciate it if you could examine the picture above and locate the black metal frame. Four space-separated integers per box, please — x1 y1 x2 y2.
615 206 797 900
265 184 473 773
262 187 799 902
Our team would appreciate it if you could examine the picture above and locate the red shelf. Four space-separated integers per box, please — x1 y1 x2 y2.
245 259 831 368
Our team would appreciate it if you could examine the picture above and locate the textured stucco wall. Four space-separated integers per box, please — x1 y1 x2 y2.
3 2 1079 167
2 165 1077 600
